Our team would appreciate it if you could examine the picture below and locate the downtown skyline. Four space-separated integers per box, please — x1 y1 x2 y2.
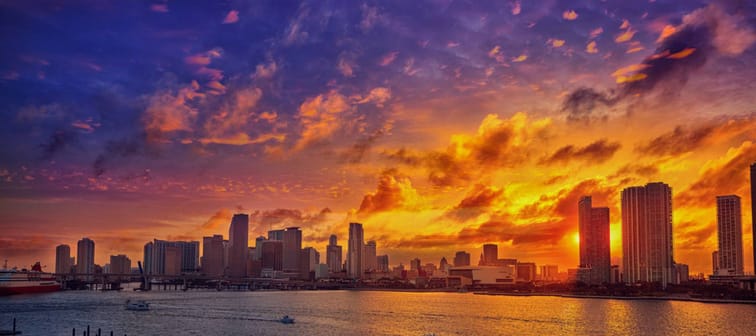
1 1 756 276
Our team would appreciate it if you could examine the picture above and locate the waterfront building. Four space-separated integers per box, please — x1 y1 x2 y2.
716 195 744 275
621 182 675 286
55 244 72 274
326 234 343 273
202 234 225 277
146 239 200 276
453 251 471 267
482 244 498 266
578 196 611 284
751 162 756 274
228 214 249 278
540 265 558 281
347 222 364 279
76 238 95 280
410 258 421 272
363 240 377 273
712 251 719 275
268 229 285 241
261 240 283 271
377 255 389 273
516 262 536 282
282 227 302 276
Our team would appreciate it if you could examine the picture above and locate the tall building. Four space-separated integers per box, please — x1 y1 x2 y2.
347 222 364 279
751 162 756 275
254 236 266 260
147 240 200 276
621 182 675 286
540 265 558 281
300 247 320 278
453 251 471 267
410 258 421 271
439 257 449 273
578 196 611 284
76 238 95 279
363 240 377 272
202 235 225 277
268 229 285 241
716 195 744 275
109 255 131 281
712 250 719 275
326 234 343 273
377 255 389 272
55 244 72 274
282 227 302 274
516 262 537 282
482 244 498 266
228 214 249 278
261 240 283 271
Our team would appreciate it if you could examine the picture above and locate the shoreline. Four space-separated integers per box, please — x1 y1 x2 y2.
475 291 756 305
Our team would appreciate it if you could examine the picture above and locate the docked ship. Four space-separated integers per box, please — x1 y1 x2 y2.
0 261 61 296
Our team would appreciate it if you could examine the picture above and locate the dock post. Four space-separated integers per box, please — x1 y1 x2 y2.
87 325 90 336
12 318 15 333
97 328 101 336
73 328 76 336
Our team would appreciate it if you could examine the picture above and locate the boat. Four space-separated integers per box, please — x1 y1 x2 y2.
279 315 295 324
125 300 150 311
0 261 61 296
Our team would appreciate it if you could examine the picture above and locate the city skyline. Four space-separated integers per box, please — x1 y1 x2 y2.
1 1 756 277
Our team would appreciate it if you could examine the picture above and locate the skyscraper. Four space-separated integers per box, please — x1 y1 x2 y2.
716 195 744 275
261 240 283 271
453 251 471 267
147 240 200 275
347 222 364 279
482 244 498 266
228 214 249 278
268 229 285 241
377 255 389 272
363 240 377 272
326 234 343 273
143 242 153 275
578 196 611 284
750 162 755 274
109 254 131 280
76 238 95 279
621 182 675 285
55 244 72 274
202 235 225 277
712 250 719 275
282 227 302 275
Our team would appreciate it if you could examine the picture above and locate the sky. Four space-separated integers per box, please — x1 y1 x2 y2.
1 0 755 276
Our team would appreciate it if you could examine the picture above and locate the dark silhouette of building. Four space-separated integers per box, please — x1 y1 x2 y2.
228 214 249 277
716 195 744 275
347 223 364 279
283 227 302 277
326 234 343 273
482 244 498 266
453 251 471 267
751 162 755 274
202 234 225 277
621 182 675 286
578 196 611 284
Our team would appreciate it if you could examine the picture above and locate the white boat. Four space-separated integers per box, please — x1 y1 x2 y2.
125 300 150 311
280 315 295 324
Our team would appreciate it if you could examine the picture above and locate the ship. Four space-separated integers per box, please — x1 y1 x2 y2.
0 261 61 296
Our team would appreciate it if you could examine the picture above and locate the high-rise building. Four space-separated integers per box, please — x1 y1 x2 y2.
516 262 537 282
716 195 744 275
228 214 249 278
147 240 200 275
283 227 302 275
300 247 320 278
377 255 389 272
268 229 285 241
254 236 266 260
410 258 421 271
540 265 558 281
326 234 343 273
621 182 675 286
76 238 95 279
751 162 756 275
347 222 364 279
55 244 72 274
453 251 471 267
261 240 283 271
712 250 719 275
482 244 498 266
202 235 225 277
439 257 449 273
363 240 377 272
109 254 131 281
674 263 689 283
578 196 611 284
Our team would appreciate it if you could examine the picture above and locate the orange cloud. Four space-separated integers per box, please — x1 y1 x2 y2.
294 91 351 150
142 81 204 143
586 41 598 54
358 169 421 215
253 61 277 79
636 114 756 157
223 10 239 24
589 27 604 38
540 139 622 166
614 29 635 43
563 10 578 21
657 25 677 42
379 51 399 66
667 47 696 59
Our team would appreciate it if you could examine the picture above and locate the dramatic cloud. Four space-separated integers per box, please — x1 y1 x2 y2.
540 139 621 165
358 169 421 215
637 114 756 157
294 91 350 150
142 81 204 143
676 141 755 207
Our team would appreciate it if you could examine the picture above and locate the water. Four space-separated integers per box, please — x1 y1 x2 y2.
2 289 755 335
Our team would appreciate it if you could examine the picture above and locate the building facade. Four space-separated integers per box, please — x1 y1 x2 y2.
76 238 95 278
454 251 471 267
55 244 72 274
347 222 364 278
202 234 225 277
716 195 744 275
578 196 611 284
326 234 343 273
228 214 249 278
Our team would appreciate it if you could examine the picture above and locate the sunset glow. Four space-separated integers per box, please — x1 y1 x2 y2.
1 0 755 278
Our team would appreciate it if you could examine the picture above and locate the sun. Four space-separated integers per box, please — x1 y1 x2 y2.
572 232 580 245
